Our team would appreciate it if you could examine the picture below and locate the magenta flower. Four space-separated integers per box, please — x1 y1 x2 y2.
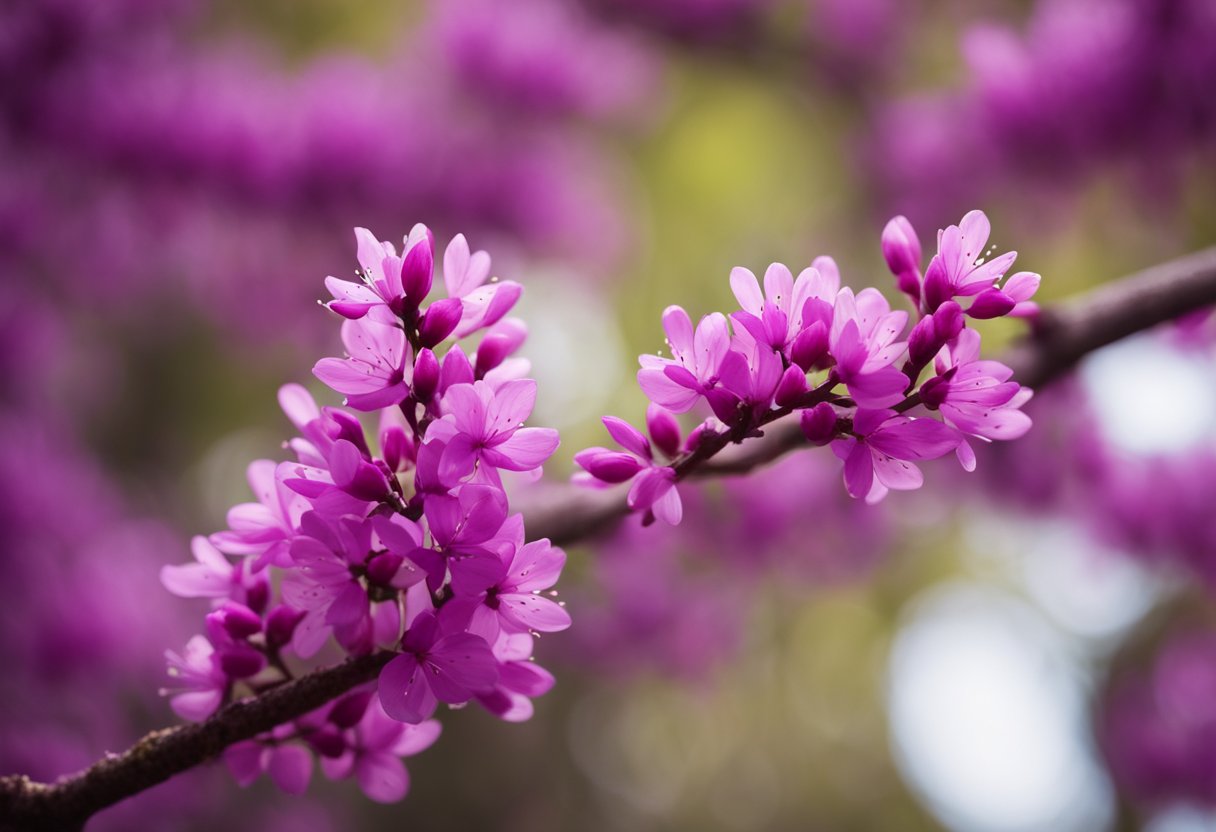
224 727 314 796
161 535 269 608
832 408 960 503
921 328 1033 469
313 311 412 411
320 694 441 803
637 306 730 413
282 513 378 658
450 536 570 641
161 635 228 722
475 631 557 723
427 379 560 481
209 459 306 571
574 411 684 525
325 225 434 319
378 611 498 724
828 287 909 407
728 261 837 353
415 483 513 591
442 233 523 338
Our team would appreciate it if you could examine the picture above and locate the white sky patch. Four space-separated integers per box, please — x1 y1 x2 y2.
1080 334 1216 455
514 271 626 430
888 583 1115 832
965 516 1161 643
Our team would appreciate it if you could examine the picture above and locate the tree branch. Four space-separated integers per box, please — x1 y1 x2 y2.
3 247 1214 830
0 652 393 831
526 246 1216 544
1003 246 1216 388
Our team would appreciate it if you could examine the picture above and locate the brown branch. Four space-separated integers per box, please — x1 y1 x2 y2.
525 246 1216 543
3 247 1214 830
0 652 393 831
1003 246 1216 388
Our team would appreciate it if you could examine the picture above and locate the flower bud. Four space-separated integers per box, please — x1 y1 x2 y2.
475 318 528 375
646 404 682 459
790 320 829 372
219 646 266 679
418 298 463 347
399 228 434 309
966 288 1016 320
881 215 922 277
907 315 939 367
211 602 263 640
307 726 348 758
244 575 271 614
265 605 305 648
367 552 405 586
774 366 809 408
799 402 838 445
922 255 953 312
412 348 440 403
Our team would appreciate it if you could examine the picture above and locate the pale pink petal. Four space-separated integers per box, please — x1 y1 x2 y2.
499 593 572 632
356 753 410 803
729 267 763 315
224 742 266 787
267 745 312 795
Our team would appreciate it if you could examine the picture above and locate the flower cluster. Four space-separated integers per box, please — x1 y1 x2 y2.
160 226 567 802
576 210 1036 519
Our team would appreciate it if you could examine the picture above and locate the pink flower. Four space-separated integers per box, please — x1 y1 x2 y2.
475 632 556 723
313 310 413 411
728 261 837 353
320 694 441 803
426 379 560 482
832 408 960 503
378 611 498 724
921 328 1033 470
161 635 228 722
160 535 269 607
224 727 314 796
209 459 306 571
449 536 571 642
828 287 909 407
637 306 730 413
325 225 434 319
574 410 684 525
442 233 523 338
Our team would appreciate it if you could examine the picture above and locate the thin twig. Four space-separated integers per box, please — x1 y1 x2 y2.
3 247 1215 830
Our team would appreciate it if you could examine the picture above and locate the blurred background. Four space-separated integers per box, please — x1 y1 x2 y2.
2 0 1215 829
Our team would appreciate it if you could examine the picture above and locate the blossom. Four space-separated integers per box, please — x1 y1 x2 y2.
442 233 523 338
426 379 560 481
828 287 909 407
161 535 269 608
320 694 442 803
728 261 837 354
832 408 960 503
161 635 228 722
637 306 730 413
574 411 685 525
449 536 571 641
921 329 1032 469
324 225 434 319
223 726 314 796
475 632 557 722
209 459 306 571
378 611 498 724
313 311 412 411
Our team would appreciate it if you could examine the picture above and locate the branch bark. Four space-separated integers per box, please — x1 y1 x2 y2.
3 247 1214 830
0 653 393 831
